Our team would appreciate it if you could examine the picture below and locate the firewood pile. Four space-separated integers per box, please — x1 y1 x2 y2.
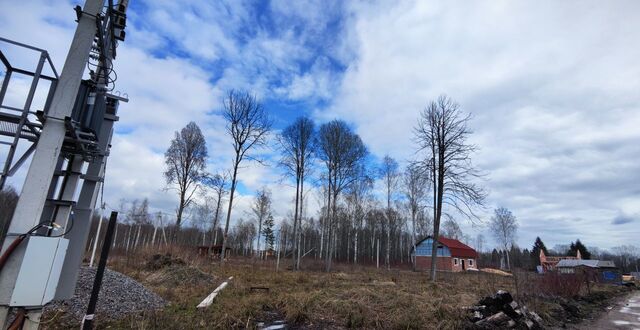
468 290 544 329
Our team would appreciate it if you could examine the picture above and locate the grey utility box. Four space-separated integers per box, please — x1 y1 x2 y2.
10 237 69 307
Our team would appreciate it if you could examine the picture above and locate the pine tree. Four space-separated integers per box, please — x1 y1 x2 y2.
569 239 591 259
530 237 549 268
263 215 275 251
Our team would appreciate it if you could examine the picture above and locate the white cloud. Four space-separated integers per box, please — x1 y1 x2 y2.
4 0 640 251
322 0 640 249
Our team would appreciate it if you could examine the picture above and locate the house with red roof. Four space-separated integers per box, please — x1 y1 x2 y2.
412 236 478 272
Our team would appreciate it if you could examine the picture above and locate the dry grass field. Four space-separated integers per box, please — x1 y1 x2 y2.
44 246 634 329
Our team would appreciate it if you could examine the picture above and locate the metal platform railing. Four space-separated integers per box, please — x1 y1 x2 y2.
0 37 59 190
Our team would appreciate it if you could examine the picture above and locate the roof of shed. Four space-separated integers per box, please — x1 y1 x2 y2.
416 236 478 258
556 259 617 268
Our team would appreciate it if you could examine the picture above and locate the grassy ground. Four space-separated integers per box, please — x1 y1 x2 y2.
46 246 636 329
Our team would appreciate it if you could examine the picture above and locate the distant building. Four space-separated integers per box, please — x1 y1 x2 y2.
413 236 478 272
556 259 620 283
539 249 581 273
197 245 231 258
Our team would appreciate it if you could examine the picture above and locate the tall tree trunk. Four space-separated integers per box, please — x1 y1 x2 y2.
430 141 446 282
211 192 223 246
411 210 417 271
354 229 358 264
221 161 239 263
134 224 142 249
291 176 300 269
151 224 157 247
112 223 118 249
297 175 305 270
256 215 263 261
174 187 186 241
376 238 380 268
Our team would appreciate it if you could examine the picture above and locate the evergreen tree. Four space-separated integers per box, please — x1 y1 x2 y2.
522 248 532 269
569 239 591 259
530 237 549 267
491 248 500 268
263 215 275 251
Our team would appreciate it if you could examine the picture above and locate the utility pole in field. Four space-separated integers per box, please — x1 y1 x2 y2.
0 0 129 328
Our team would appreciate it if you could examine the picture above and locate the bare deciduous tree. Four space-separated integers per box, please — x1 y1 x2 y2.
318 120 368 272
345 165 373 265
489 207 518 270
203 172 228 245
403 164 428 270
191 197 214 246
379 155 399 270
277 116 315 270
475 233 486 254
220 90 271 263
251 187 272 261
414 95 486 281
441 218 463 240
164 122 208 239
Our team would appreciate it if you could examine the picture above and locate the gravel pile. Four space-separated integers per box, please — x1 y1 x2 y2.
44 267 166 323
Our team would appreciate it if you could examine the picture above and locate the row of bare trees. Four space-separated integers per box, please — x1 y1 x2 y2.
159 91 490 278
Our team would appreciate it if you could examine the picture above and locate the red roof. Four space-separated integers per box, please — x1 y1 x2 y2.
437 237 478 258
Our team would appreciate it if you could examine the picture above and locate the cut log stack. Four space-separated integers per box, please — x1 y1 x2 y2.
468 290 544 329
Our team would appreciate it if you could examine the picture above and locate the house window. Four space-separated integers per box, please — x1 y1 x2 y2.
469 259 474 267
454 258 458 265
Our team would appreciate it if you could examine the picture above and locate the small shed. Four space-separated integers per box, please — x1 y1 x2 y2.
556 259 620 283
197 245 231 258
412 236 478 272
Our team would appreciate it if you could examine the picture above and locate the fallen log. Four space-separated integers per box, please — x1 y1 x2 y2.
197 276 234 308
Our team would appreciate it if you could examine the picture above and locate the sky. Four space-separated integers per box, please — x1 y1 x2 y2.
1 0 639 251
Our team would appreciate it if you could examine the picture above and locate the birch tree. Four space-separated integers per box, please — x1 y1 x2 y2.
251 187 272 260
220 90 271 263
277 116 315 270
489 207 518 270
164 122 208 239
318 120 368 272
204 172 228 245
345 166 373 265
379 155 399 270
403 164 428 270
414 95 486 281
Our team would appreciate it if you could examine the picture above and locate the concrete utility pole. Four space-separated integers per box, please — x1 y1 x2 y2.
0 0 129 328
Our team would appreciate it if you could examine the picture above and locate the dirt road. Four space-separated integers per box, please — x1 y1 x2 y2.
585 290 640 329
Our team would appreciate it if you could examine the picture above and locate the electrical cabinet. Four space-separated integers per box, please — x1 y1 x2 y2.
10 237 69 307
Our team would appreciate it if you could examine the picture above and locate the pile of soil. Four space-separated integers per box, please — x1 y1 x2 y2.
145 253 186 270
146 264 216 287
144 253 215 287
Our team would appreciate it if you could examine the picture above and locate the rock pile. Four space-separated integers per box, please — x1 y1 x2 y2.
44 267 166 324
468 290 544 329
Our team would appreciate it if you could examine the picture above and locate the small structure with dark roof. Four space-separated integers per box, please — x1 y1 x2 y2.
556 259 620 283
196 245 231 258
412 236 478 272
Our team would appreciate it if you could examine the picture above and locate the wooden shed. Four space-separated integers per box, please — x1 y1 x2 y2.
556 259 621 283
197 245 231 258
412 236 478 272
